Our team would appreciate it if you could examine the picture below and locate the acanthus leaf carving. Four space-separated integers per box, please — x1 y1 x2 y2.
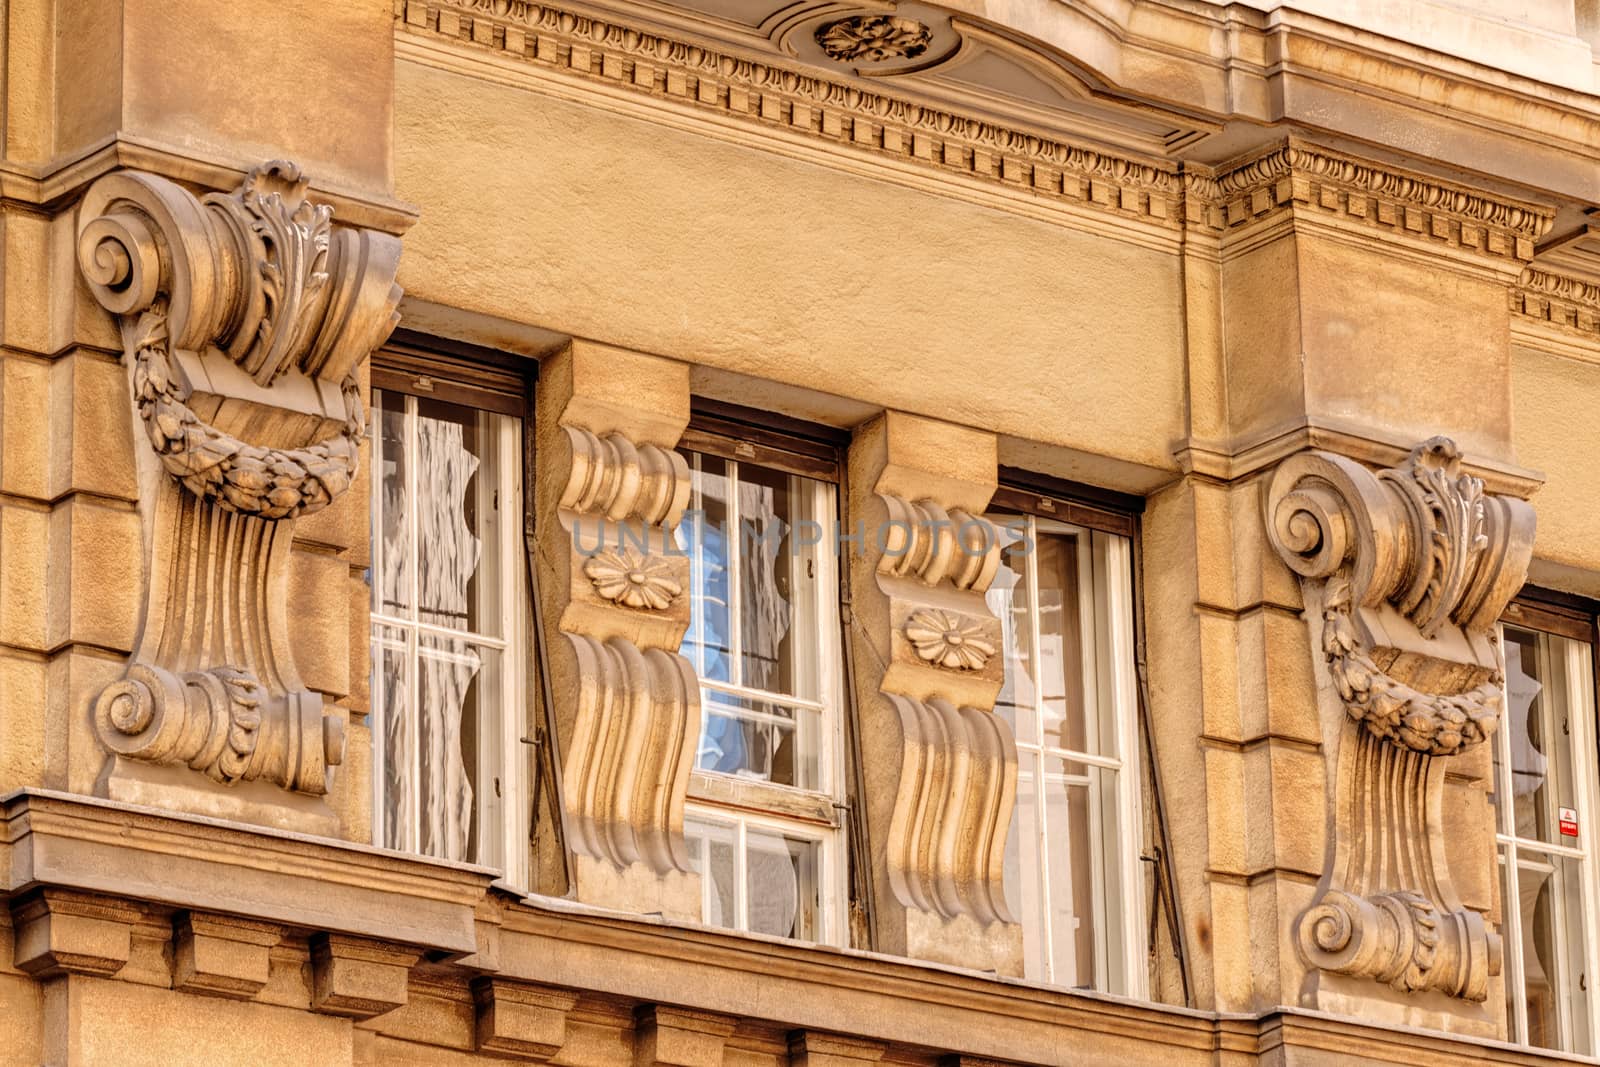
1266 437 1534 1003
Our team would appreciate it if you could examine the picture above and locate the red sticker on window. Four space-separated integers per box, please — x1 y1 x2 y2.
1559 807 1579 837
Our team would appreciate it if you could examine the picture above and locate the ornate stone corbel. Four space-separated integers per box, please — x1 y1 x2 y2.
76 162 402 827
535 342 699 918
847 413 1020 974
1266 437 1534 1003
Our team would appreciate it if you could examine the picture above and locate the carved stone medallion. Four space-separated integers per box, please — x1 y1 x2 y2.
815 15 932 63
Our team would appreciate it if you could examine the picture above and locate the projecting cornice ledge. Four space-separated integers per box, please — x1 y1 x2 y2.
0 789 492 957
0 791 1587 1064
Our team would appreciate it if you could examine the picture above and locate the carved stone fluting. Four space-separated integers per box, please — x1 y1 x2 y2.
879 497 1000 591
885 695 1017 926
847 414 1019 974
75 163 402 824
562 635 698 874
1266 437 1534 1003
536 342 698 918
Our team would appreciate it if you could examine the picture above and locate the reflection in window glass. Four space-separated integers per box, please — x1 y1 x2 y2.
988 515 1143 995
1494 622 1599 1054
685 815 822 941
370 389 525 881
677 446 842 946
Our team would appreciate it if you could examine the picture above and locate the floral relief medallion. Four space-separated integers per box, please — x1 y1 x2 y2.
903 608 995 671
583 547 682 611
815 15 932 63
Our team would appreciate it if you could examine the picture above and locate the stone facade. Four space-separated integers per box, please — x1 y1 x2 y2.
2 1 1600 1064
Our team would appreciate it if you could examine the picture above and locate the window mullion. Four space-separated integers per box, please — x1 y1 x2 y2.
404 394 423 856
1024 517 1057 984
726 460 743 687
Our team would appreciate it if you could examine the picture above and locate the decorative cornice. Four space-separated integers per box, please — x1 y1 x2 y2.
1513 267 1600 340
397 0 1180 229
1189 142 1555 261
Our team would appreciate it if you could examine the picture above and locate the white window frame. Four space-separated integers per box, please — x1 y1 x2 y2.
991 511 1147 997
679 445 849 948
369 386 529 886
1495 612 1600 1053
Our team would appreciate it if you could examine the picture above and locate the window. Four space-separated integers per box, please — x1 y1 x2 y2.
674 406 849 945
1495 596 1600 1054
368 344 530 883
985 484 1146 994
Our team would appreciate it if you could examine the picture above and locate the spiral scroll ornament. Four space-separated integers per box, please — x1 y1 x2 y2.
76 161 402 520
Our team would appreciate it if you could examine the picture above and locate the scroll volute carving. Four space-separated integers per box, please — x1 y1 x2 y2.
1267 438 1534 1002
76 163 402 819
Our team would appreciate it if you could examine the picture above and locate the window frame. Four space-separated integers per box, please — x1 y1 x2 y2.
1496 590 1600 1053
677 400 853 947
368 339 534 886
985 475 1149 997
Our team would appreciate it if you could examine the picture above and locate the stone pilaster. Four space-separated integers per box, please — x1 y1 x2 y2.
534 339 700 919
845 411 1020 974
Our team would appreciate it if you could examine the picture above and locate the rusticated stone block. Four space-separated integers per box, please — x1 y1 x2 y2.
310 934 419 1019
11 889 139 978
473 978 578 1061
288 546 352 698
53 348 138 502
173 912 281 999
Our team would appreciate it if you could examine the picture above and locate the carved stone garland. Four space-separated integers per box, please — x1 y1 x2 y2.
77 163 402 807
1267 438 1534 1001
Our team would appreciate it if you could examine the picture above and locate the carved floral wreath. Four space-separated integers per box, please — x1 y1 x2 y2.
1321 571 1502 756
127 307 363 521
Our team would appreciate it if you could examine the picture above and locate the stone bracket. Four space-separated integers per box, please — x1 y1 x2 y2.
1266 437 1534 1004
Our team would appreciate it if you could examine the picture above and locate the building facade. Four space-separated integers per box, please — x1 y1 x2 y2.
3 0 1600 1063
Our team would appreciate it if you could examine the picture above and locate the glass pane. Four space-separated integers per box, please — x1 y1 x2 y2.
374 391 411 616
747 827 819 940
416 635 498 863
1044 756 1123 991
736 463 820 701
1502 627 1585 848
372 622 412 851
685 816 736 930
697 691 819 790
987 520 1038 745
1034 530 1090 755
1517 849 1591 1054
414 397 504 636
677 454 732 684
1004 749 1047 982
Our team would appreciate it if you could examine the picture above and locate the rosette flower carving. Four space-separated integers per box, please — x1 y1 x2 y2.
904 608 995 671
583 548 683 610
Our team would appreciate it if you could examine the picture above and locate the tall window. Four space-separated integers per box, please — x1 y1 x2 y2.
1495 596 1600 1053
985 485 1146 995
674 407 849 945
368 345 530 883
